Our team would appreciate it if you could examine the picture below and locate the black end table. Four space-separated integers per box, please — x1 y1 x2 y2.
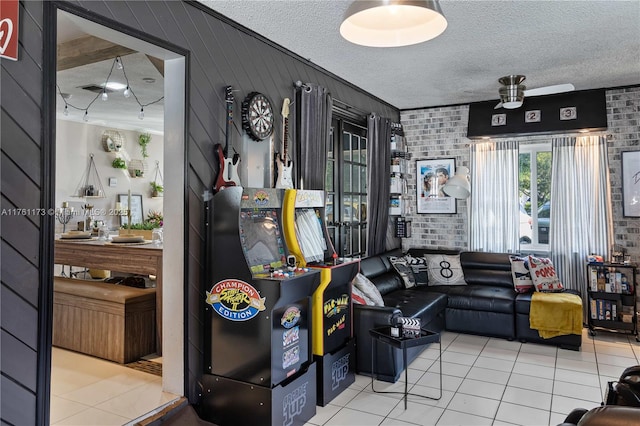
369 326 442 409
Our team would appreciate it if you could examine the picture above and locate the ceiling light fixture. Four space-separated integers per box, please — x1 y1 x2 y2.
340 0 447 47
57 55 164 123
498 75 525 109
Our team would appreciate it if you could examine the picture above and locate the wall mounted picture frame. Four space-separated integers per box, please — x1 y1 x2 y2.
118 193 144 225
622 150 640 217
416 158 457 214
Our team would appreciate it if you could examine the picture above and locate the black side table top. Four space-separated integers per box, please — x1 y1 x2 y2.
369 326 440 349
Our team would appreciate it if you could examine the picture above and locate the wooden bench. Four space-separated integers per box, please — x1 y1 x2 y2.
53 277 156 364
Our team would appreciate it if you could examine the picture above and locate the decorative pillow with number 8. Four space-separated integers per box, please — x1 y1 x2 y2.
424 254 466 286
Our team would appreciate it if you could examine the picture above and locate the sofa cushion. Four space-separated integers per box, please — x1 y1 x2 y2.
515 289 581 314
352 273 384 306
460 252 514 289
509 255 534 293
389 256 417 288
424 254 466 285
382 290 448 325
422 285 515 314
528 255 564 292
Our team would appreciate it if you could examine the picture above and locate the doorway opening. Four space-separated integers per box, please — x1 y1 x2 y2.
50 7 186 423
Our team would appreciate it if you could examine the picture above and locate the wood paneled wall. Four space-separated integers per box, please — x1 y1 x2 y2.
0 1 399 423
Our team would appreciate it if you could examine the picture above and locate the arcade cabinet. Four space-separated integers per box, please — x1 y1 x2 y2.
202 187 320 426
282 189 359 406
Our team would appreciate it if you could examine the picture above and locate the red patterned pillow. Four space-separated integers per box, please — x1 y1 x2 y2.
509 255 534 293
528 255 564 292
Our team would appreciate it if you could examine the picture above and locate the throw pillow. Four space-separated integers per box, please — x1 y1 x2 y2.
424 254 466 286
528 255 564 292
389 256 417 289
509 255 534 293
403 254 429 286
352 273 384 306
352 285 373 305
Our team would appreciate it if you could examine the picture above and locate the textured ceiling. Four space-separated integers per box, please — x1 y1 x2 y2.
201 0 640 109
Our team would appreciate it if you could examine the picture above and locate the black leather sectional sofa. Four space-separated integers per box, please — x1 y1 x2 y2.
354 248 582 383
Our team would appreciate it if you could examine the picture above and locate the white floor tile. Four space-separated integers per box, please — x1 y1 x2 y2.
418 347 442 360
512 361 555 380
555 357 598 374
596 353 637 367
502 385 551 410
58 372 157 407
466 366 511 385
416 372 463 393
457 378 505 400
454 334 490 346
306 403 341 425
409 355 436 371
344 391 401 417
324 407 386 426
441 350 478 366
436 409 493 426
49 396 91 424
596 363 627 378
447 393 500 419
429 361 471 378
380 416 423 426
553 381 603 404
594 344 636 358
94 380 178 421
406 387 455 409
446 341 483 356
549 411 567 425
554 368 600 387
495 401 550 426
387 399 445 425
507 374 553 394
474 356 514 373
551 394 599 416
516 352 556 368
556 349 596 363
479 346 518 362
52 407 130 426
326 386 360 407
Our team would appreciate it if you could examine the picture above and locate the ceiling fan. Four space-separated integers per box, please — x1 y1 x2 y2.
494 75 575 109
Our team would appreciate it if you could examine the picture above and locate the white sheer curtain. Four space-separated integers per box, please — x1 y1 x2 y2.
470 140 520 252
550 135 613 321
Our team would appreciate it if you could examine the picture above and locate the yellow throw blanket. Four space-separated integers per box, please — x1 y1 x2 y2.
529 292 582 339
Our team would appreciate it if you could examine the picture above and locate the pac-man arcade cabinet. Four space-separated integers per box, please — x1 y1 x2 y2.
202 187 320 425
282 189 359 406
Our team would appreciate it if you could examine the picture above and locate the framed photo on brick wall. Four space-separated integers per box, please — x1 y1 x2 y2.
416 158 456 214
622 151 640 217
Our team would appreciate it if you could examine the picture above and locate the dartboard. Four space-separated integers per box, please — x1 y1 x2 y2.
241 92 274 141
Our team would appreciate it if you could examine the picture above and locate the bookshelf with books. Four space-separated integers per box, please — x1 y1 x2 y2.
586 262 638 341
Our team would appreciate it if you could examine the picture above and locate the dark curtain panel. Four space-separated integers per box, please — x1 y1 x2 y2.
292 83 333 190
367 114 392 256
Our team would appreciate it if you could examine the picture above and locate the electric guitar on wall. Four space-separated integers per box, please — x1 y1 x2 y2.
214 86 241 192
274 98 294 189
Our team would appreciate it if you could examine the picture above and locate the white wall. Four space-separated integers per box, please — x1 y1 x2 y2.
55 120 164 233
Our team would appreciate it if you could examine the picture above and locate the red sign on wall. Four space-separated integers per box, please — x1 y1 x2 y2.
0 0 19 61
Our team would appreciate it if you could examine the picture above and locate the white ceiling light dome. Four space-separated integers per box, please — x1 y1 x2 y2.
340 0 447 48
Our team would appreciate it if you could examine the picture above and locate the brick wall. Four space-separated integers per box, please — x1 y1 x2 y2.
400 87 640 257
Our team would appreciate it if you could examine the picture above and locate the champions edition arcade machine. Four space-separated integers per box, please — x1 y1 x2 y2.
282 189 359 406
202 187 320 426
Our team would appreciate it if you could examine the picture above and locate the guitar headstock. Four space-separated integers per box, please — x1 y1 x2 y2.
282 98 290 119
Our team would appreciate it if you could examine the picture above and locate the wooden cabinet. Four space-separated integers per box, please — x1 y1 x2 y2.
587 262 638 341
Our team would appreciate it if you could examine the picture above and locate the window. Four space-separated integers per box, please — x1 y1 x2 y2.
519 143 551 247
325 117 367 257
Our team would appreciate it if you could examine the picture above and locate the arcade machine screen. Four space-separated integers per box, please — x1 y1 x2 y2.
294 208 327 264
239 209 286 274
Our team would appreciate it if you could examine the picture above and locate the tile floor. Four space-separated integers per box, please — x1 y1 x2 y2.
50 348 179 425
50 328 639 426
306 328 640 426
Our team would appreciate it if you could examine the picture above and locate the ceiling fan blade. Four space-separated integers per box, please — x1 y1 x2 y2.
494 101 503 109
523 83 575 97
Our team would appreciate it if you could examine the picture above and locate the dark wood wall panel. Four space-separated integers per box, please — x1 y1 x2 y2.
0 2 43 422
1 284 38 349
1 241 39 306
1 331 37 391
2 1 399 422
1 376 36 425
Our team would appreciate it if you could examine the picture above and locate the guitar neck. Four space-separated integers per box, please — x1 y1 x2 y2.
224 86 233 155
282 116 289 158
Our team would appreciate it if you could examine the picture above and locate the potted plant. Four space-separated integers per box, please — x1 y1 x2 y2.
138 133 151 159
112 158 127 169
150 182 163 197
